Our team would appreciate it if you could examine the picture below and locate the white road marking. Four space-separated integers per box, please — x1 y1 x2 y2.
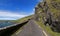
38 25 48 36
34 20 48 36
43 31 48 36
16 30 22 34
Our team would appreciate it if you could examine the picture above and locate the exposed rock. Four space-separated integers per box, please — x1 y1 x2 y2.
34 0 60 32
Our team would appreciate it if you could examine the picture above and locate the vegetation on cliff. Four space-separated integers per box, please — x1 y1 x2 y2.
35 0 60 36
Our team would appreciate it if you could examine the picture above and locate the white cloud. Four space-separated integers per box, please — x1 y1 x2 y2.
0 18 16 20
0 11 28 20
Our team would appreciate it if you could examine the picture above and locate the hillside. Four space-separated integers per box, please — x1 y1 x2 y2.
14 15 33 23
34 0 60 36
35 0 60 21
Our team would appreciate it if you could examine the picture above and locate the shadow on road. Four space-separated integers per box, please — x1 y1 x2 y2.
0 20 29 36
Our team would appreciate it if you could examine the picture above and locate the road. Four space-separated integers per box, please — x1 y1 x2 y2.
14 20 45 36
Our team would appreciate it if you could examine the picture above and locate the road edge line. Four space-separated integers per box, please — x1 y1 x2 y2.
33 20 48 36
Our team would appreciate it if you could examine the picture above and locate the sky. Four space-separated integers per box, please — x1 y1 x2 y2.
0 0 41 20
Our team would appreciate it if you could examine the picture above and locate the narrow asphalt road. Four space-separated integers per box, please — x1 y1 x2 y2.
15 20 45 36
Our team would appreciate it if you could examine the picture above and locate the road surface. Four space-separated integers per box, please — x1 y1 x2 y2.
14 20 45 36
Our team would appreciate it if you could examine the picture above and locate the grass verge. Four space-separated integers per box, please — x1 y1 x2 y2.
35 20 60 36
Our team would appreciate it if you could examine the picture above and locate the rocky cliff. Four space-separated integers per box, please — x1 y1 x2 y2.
34 0 60 32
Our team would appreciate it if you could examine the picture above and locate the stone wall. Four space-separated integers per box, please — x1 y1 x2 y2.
0 20 29 36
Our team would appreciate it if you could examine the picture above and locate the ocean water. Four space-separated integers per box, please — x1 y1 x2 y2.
0 22 13 28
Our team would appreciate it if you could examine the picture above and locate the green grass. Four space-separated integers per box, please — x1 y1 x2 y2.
13 15 33 23
35 20 60 36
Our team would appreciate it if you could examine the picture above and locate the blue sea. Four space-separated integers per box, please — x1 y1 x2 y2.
0 21 13 28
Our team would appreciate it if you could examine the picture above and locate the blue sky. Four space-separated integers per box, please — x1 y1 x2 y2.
0 0 41 20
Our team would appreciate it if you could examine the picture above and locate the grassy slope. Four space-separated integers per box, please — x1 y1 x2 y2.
13 15 33 23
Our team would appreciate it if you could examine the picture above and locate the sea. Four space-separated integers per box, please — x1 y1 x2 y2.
0 21 13 28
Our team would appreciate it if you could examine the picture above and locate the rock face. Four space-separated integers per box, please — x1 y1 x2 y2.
35 0 60 32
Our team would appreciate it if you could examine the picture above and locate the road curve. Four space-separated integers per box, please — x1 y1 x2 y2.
15 20 45 36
